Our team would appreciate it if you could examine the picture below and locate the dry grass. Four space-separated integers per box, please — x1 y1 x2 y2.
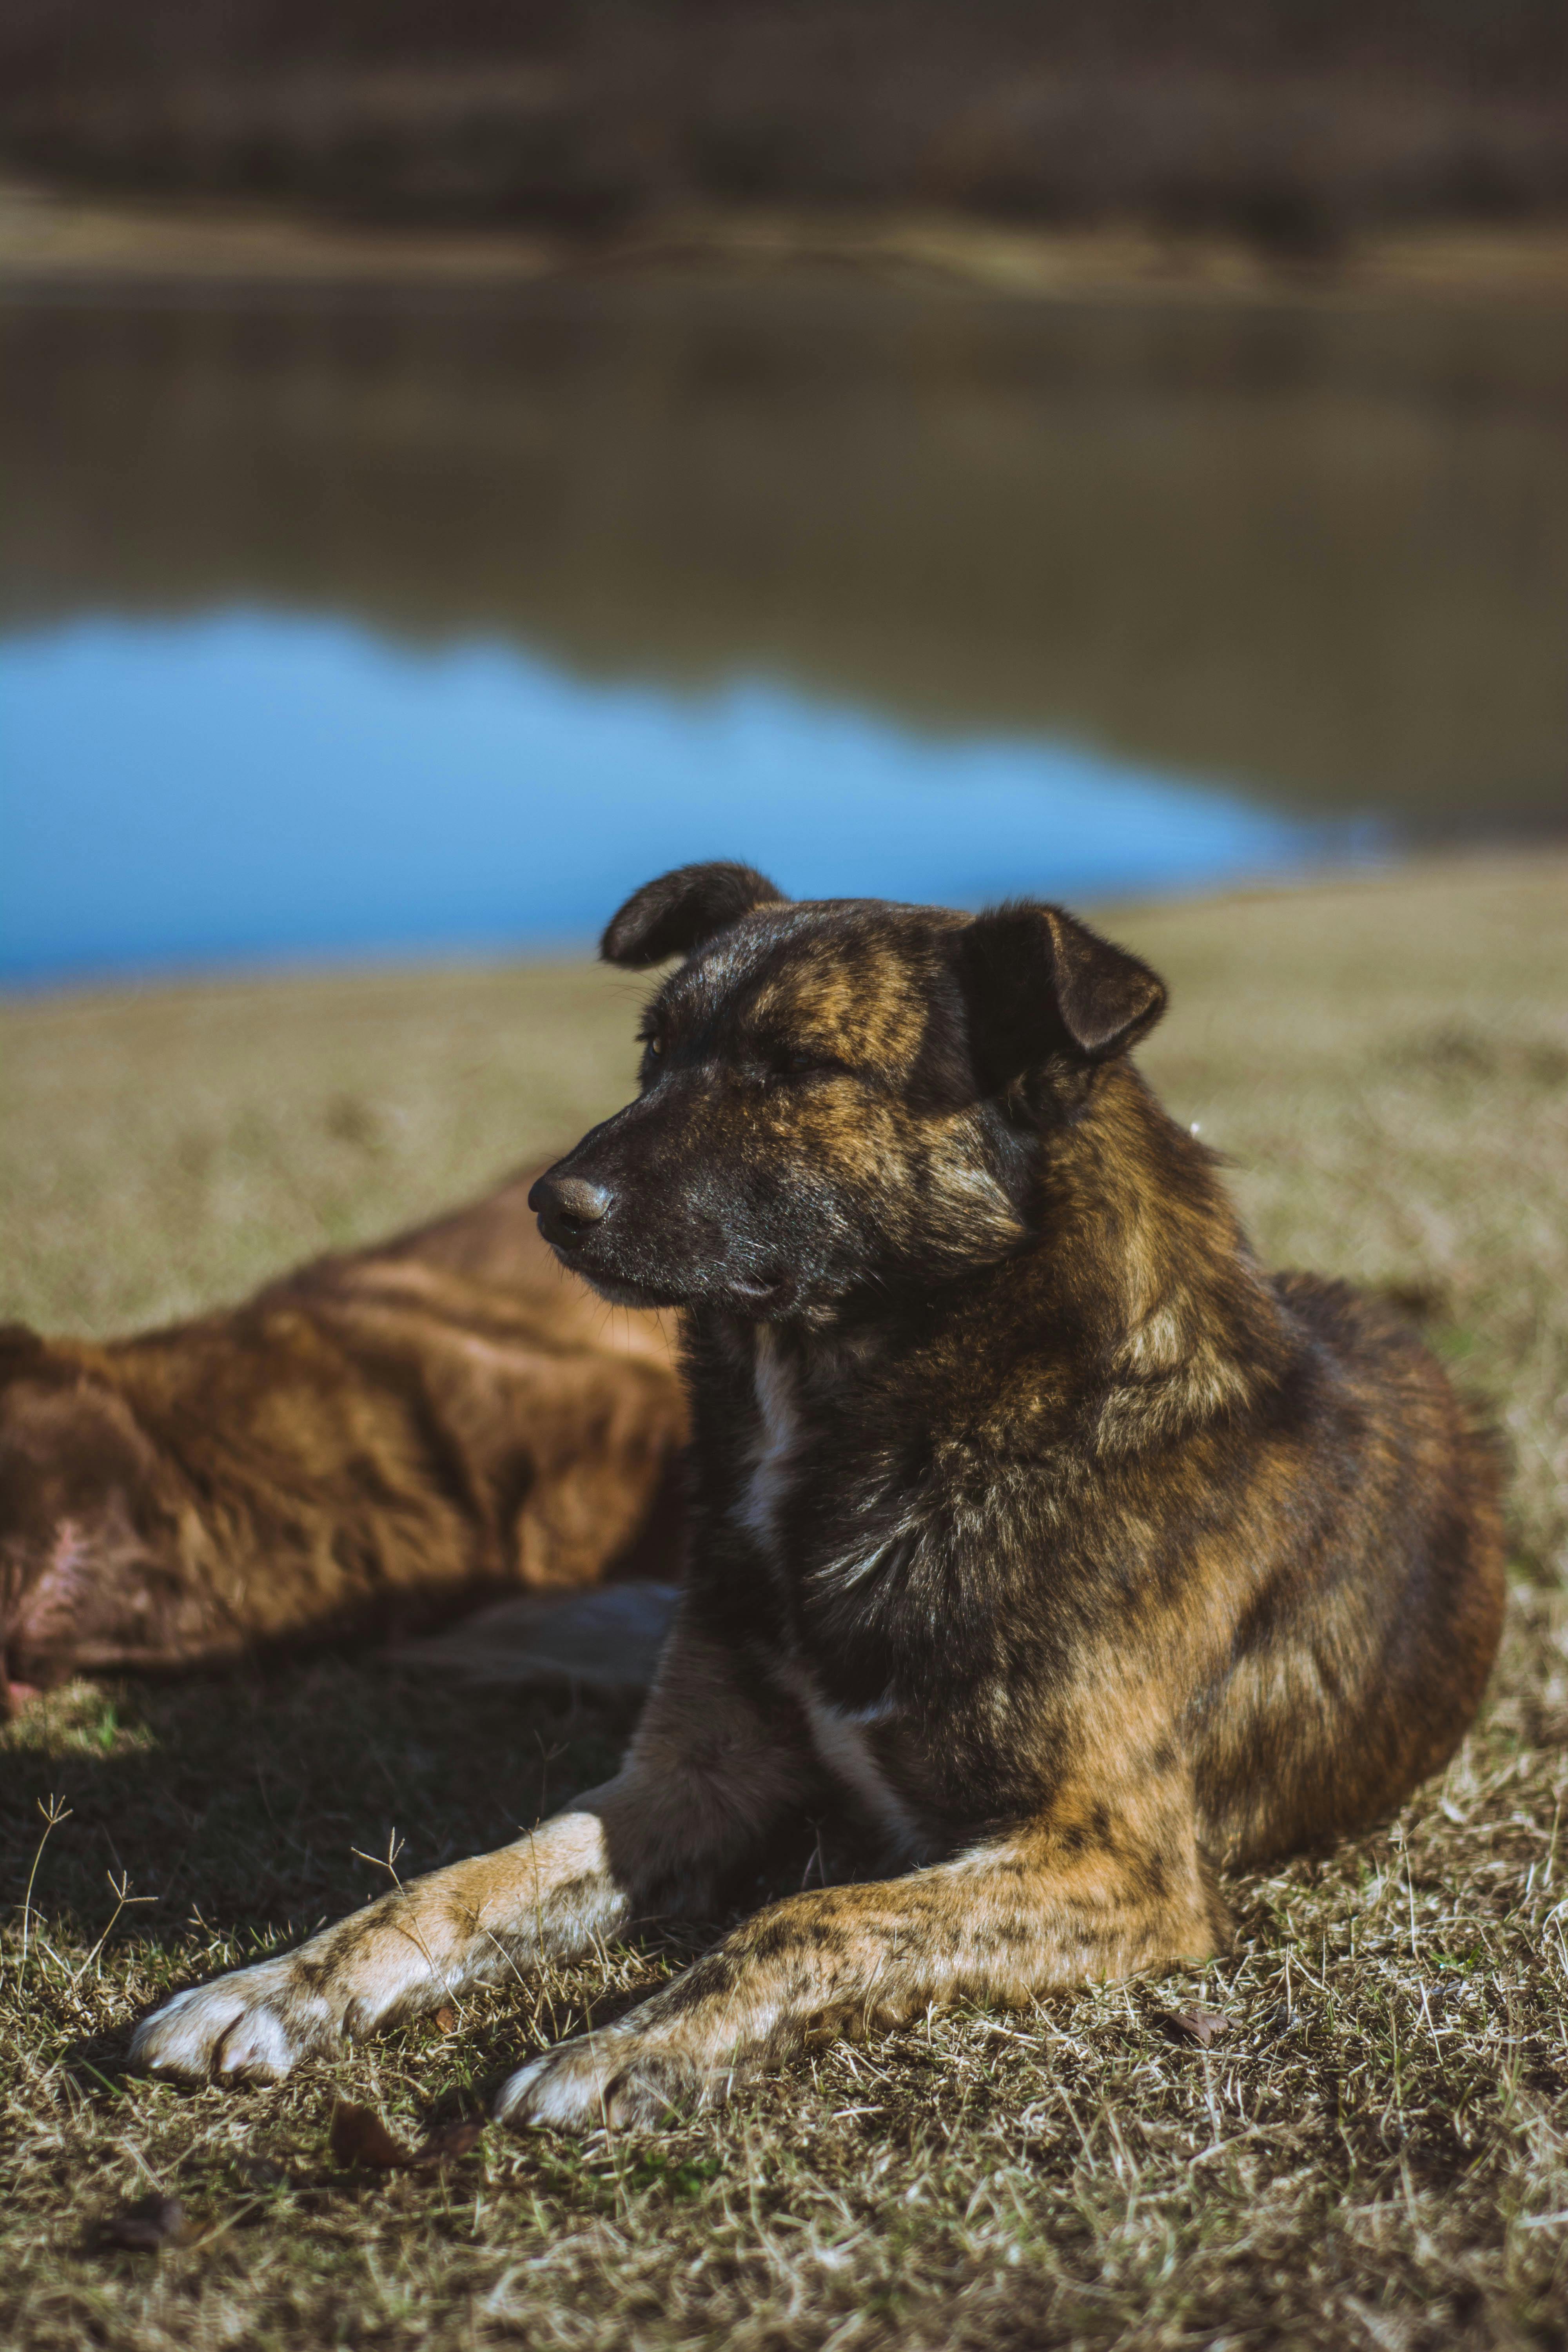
3 850 1568 2350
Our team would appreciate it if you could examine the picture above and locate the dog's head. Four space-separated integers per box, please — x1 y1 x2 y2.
530 862 1167 1324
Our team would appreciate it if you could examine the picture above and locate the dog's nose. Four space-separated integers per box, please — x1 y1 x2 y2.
528 1171 613 1247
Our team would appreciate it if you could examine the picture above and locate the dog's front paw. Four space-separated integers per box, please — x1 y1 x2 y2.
129 1959 339 2083
494 2026 729 2134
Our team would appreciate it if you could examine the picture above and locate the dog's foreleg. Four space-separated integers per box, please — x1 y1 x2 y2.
130 1622 809 2083
497 1785 1227 2131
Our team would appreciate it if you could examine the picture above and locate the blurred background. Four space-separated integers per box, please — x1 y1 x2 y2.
1 0 1566 982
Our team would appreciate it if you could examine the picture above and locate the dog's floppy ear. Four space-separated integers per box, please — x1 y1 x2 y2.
959 902 1167 1091
600 862 788 969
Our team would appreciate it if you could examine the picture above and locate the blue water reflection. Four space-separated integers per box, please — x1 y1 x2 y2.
2 612 1368 985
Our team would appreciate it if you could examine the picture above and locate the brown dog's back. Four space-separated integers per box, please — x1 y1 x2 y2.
0 1169 685 1706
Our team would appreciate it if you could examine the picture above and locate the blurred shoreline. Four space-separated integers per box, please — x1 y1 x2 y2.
5 180 1568 307
4 846 1561 1011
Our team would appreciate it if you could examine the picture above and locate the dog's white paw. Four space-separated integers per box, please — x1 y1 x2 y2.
129 1960 339 2083
494 2026 728 2133
492 2043 606 2132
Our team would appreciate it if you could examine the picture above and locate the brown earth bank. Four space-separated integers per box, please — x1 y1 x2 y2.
5 180 1568 309
4 2 1568 254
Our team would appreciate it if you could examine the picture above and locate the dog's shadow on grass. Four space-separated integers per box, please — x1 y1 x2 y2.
5 1653 842 2110
4 1657 646 2068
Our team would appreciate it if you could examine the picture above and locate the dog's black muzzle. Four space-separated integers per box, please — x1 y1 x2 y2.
528 1112 681 1303
529 1091 809 1317
528 1169 614 1256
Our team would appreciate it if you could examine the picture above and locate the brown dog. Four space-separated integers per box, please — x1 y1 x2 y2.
0 1169 684 1711
130 866 1505 2127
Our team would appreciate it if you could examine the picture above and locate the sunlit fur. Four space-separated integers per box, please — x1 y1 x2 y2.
129 867 1504 2132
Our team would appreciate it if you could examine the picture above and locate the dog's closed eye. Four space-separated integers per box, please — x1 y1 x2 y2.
767 1047 852 1082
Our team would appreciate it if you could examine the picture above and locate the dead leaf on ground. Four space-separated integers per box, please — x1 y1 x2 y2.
330 2099 416 2169
1155 2006 1232 2048
99 2194 189 2252
329 2097 483 2171
433 2006 458 2033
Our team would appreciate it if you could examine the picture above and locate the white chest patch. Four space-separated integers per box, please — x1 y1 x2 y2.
739 1334 926 1860
738 1328 802 1561
780 1662 924 1860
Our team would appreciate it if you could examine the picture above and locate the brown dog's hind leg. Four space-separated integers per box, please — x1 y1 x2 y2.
130 1623 811 2083
496 1784 1227 2132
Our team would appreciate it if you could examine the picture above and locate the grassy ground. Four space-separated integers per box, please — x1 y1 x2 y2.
3 850 1568 2349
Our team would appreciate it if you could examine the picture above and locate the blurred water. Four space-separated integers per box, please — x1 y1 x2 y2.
0 611 1357 983
2 285 1563 983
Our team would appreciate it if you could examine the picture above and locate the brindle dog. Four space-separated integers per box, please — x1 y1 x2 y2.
131 863 1505 2129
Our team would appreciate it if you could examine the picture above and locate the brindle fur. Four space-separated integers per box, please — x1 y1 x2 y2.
129 865 1504 2131
1 1170 683 1711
